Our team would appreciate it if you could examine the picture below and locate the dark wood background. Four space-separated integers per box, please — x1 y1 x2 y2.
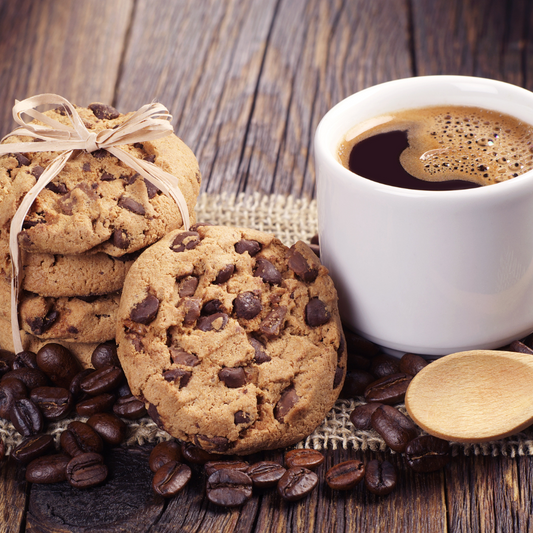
1 0 533 531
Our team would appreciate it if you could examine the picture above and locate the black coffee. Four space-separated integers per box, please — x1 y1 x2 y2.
339 106 533 191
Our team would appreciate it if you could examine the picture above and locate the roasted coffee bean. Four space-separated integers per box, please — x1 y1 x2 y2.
153 461 192 497
181 442 221 464
60 421 103 456
170 231 201 252
287 247 319 282
343 330 380 358
508 339 533 355
369 353 401 379
364 373 412 405
12 351 39 370
36 344 80 388
0 353 12 377
277 467 318 501
206 469 253 507
80 365 124 395
76 392 116 416
66 452 108 488
87 413 127 446
405 435 451 473
399 353 428 376
349 402 383 430
371 405 418 453
365 459 397 496
0 377 27 419
235 239 261 256
30 386 73 420
116 381 132 398
246 461 286 488
0 349 16 369
285 449 324 470
340 369 375 398
130 294 159 324
234 292 262 319
178 276 199 297
347 353 372 371
214 264 235 284
88 103 120 120
113 394 147 419
196 312 228 332
91 342 120 369
149 441 183 473
205 460 250 477
26 453 70 484
11 398 44 436
254 258 282 285
2 368 49 390
305 298 330 327
219 367 246 388
325 460 365 490
0 437 4 462
260 306 287 337
69 368 94 401
249 337 271 364
274 386 298 422
11 434 55 464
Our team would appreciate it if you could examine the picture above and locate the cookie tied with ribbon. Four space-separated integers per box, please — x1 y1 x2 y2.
0 94 201 354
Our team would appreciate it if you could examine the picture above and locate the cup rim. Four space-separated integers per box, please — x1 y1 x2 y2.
315 75 533 199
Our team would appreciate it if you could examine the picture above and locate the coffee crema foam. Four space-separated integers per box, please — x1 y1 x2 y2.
339 106 533 186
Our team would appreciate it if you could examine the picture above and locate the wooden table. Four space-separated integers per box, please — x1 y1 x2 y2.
1 0 532 531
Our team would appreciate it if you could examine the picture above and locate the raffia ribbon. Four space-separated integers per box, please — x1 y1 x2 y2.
0 94 191 354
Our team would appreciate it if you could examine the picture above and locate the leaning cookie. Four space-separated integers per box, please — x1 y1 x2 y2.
0 102 201 257
116 225 346 455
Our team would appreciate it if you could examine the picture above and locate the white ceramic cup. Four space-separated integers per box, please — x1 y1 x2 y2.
315 75 533 356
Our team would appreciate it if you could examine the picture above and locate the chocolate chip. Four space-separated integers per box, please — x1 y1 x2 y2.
82 162 91 172
259 306 286 337
100 171 115 181
194 435 230 453
333 366 345 388
130 294 159 324
91 149 108 159
235 239 261 256
170 231 201 252
249 337 271 363
46 182 68 195
218 368 246 388
169 348 199 366
234 411 251 424
214 264 235 284
163 369 192 388
234 292 262 320
178 276 198 297
144 154 156 163
144 178 159 199
182 298 201 326
121 173 139 184
26 309 59 335
274 386 298 422
287 246 319 282
305 298 330 327
148 403 165 430
118 196 146 215
196 312 229 332
254 258 282 285
112 229 130 249
31 165 44 179
190 222 213 231
202 299 223 315
88 103 120 120
14 153 30 167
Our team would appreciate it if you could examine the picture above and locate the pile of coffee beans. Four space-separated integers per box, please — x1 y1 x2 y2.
0 341 146 488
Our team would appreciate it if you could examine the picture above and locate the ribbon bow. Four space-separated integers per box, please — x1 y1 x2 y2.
0 94 191 353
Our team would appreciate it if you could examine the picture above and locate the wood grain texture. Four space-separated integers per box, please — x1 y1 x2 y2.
0 0 133 138
0 457 28 533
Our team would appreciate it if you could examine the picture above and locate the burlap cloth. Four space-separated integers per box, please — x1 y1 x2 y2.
2 192 533 457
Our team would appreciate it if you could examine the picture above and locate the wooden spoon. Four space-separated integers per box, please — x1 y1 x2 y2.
405 350 533 442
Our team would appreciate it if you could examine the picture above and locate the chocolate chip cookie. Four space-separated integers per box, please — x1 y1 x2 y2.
117 225 346 455
0 103 201 257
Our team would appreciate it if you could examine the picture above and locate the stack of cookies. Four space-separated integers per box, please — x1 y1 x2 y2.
0 103 201 367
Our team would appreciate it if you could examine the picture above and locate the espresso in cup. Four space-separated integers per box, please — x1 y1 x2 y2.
338 105 533 191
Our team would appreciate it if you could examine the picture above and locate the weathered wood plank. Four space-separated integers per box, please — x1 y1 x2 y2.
0 0 133 138
411 0 528 86
237 0 413 198
0 457 28 533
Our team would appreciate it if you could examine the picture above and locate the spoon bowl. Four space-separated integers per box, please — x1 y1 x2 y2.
405 350 533 442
